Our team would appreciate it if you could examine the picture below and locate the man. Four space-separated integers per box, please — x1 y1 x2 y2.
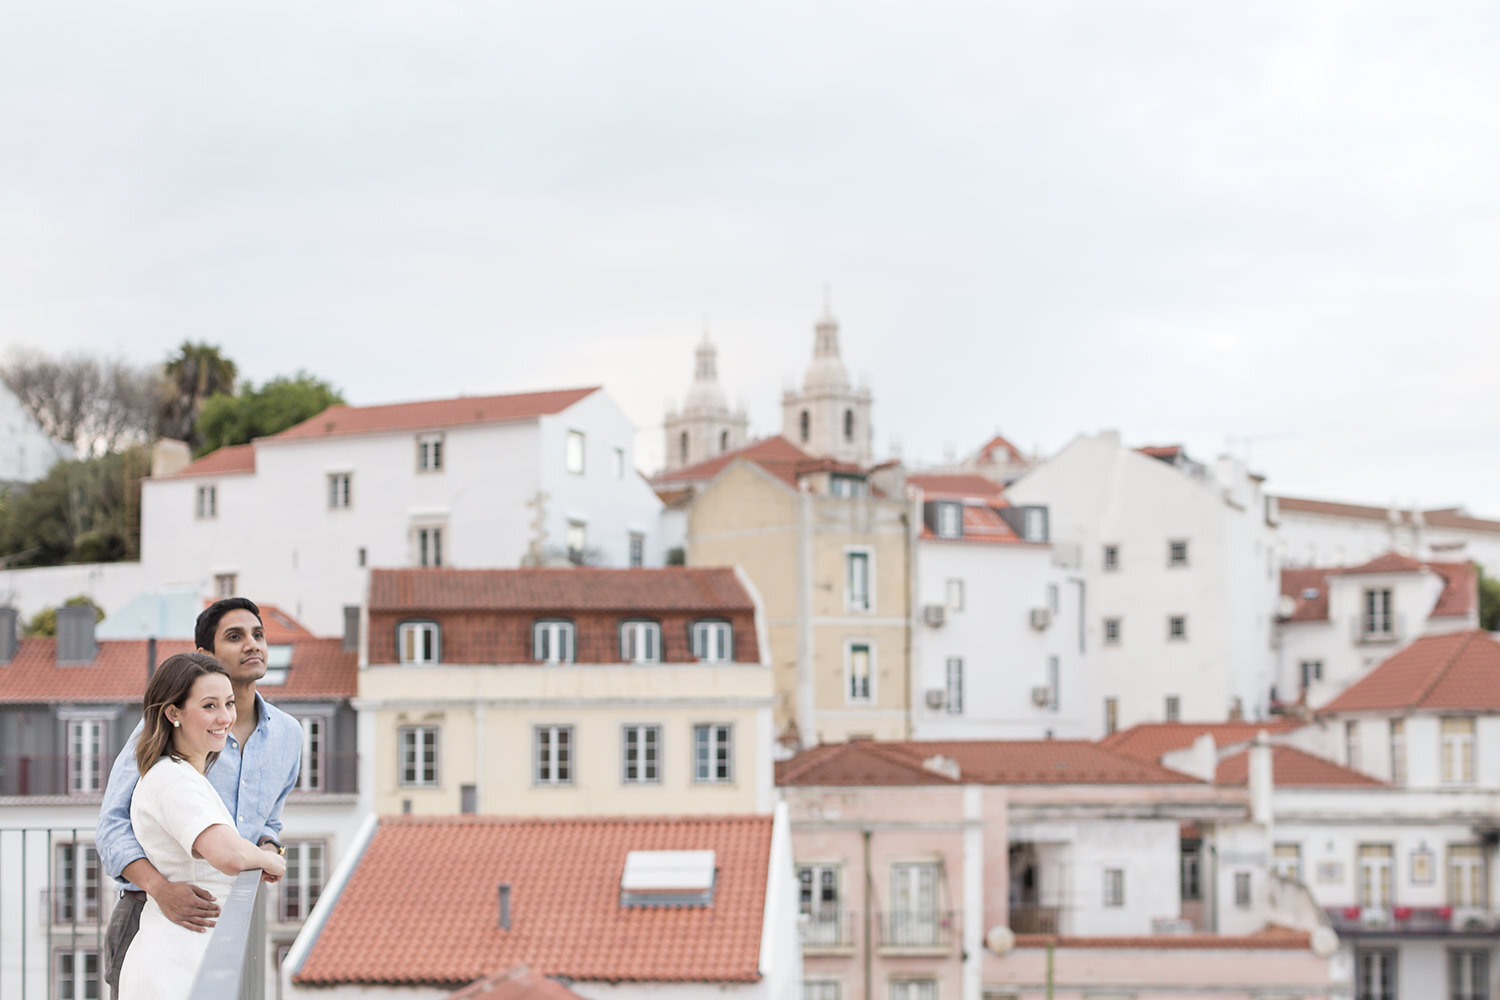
97 597 304 991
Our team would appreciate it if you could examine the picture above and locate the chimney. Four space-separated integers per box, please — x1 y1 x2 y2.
0 607 17 664
498 884 512 930
147 637 157 681
56 605 98 664
1249 731 1274 827
150 438 192 477
342 606 360 653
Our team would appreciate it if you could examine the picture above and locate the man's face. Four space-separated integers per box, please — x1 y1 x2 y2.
203 609 267 684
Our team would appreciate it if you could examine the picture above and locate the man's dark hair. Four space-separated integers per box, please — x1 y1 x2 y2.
195 597 263 652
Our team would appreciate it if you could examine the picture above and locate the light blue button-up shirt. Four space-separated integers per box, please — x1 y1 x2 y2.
97 691 303 887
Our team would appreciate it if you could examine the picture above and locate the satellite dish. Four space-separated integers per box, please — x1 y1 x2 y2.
1310 926 1338 958
985 925 1016 955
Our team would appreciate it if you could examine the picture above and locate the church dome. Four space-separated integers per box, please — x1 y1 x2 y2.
682 337 729 414
802 311 851 393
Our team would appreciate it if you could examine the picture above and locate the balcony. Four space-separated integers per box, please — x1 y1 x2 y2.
1351 614 1405 646
875 910 955 954
0 755 78 797
288 753 361 796
1008 903 1061 934
799 907 856 953
1322 905 1498 936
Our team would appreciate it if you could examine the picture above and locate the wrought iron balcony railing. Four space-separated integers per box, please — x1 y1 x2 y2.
875 909 955 950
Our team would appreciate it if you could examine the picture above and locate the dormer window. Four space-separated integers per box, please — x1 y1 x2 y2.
830 475 866 498
691 620 732 662
936 503 962 539
398 621 440 664
620 620 661 663
533 620 575 664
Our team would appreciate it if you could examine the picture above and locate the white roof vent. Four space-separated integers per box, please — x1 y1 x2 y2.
620 850 717 907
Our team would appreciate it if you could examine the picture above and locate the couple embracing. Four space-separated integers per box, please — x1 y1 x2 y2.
96 598 303 999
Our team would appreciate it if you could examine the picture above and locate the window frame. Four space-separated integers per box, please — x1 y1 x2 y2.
66 717 108 796
292 714 329 792
1102 867 1125 907
416 432 444 473
628 531 645 568
1234 870 1252 908
1441 717 1476 785
1449 948 1488 1000
1167 614 1187 641
533 724 575 786
936 502 962 539
1102 543 1119 571
396 620 441 665
845 547 873 612
279 839 327 923
532 619 576 664
397 725 440 787
566 429 586 475
1103 617 1122 645
1389 719 1406 786
1165 695 1180 722
1168 539 1189 567
620 723 661 785
693 722 733 783
52 948 101 1000
946 578 964 611
619 619 662 663
613 446 626 480
1362 587 1394 637
691 619 733 663
195 483 217 520
52 842 100 924
944 657 963 715
414 523 444 567
327 472 352 510
846 640 875 704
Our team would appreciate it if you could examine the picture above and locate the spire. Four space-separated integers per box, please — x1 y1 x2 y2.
694 335 718 382
814 293 840 360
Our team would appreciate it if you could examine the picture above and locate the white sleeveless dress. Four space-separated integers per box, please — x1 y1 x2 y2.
118 756 239 1000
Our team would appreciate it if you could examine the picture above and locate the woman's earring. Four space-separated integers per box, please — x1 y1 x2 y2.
171 719 181 728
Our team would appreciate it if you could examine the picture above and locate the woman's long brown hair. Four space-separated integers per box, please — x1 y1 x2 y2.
136 652 231 776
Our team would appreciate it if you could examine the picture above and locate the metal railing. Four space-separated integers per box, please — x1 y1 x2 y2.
875 909 955 950
0 827 114 1000
1322 904 1495 935
1008 903 1061 934
1 752 359 797
188 869 267 1000
290 752 360 795
799 907 856 949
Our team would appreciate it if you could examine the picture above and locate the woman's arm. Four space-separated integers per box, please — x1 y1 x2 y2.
192 823 288 880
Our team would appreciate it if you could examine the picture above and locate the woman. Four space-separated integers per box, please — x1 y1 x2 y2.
117 652 287 1000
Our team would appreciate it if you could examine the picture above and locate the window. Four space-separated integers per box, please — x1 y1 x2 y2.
890 982 936 1000
847 642 873 703
890 863 940 946
798 864 842 946
280 840 326 922
1047 656 1060 711
843 408 854 442
214 573 237 597
327 473 351 509
534 725 573 785
53 949 100 1000
944 658 963 714
936 503 962 538
533 620 575 664
1180 840 1202 901
1356 947 1397 1000
691 620 732 662
1389 719 1406 785
1168 539 1189 566
1167 615 1187 641
1442 718 1475 784
1103 617 1121 644
1046 583 1059 612
52 844 100 924
1358 844 1393 908
294 715 327 792
1274 843 1302 882
1346 721 1362 772
565 520 587 563
629 532 645 567
1449 845 1485 908
1103 867 1125 907
619 620 661 663
946 579 964 610
679 431 689 464
416 432 444 472
566 429 585 474
693 723 732 782
195 484 217 519
1234 870 1252 907
1362 587 1393 637
621 725 660 784
799 410 810 443
1022 507 1046 542
614 446 626 479
415 525 443 567
397 621 440 664
1164 695 1180 722
803 982 841 1000
846 550 872 611
1104 697 1118 736
1102 544 1119 571
830 474 866 498
357 546 367 567
1450 949 1488 1000
1299 660 1323 689
398 726 439 787
67 718 106 795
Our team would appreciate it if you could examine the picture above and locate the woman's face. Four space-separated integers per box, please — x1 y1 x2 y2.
166 672 236 762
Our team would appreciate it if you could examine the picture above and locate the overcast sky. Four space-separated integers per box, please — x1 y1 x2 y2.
3 2 1496 514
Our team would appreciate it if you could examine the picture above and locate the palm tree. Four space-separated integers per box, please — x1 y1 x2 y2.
157 342 237 447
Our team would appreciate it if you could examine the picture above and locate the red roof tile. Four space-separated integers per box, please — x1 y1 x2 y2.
1015 926 1311 951
651 437 813 488
163 443 256 478
777 740 1201 786
1341 552 1426 575
1319 630 1500 713
908 474 1005 500
0 638 355 702
1278 555 1476 623
1279 568 1330 622
369 568 755 614
971 435 1024 465
1276 498 1500 535
446 966 587 1000
1100 721 1305 765
1422 508 1500 534
919 503 1026 545
1428 561 1478 618
1215 745 1385 788
268 387 599 442
294 815 771 987
1136 445 1184 460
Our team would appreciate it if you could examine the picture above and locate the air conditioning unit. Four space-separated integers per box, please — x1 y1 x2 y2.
1031 685 1052 707
1029 607 1053 630
925 688 946 710
923 604 946 627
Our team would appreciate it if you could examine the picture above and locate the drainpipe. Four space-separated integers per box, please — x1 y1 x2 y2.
797 488 816 745
863 828 873 1000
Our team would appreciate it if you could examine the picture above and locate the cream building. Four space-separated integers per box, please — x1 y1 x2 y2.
358 566 776 817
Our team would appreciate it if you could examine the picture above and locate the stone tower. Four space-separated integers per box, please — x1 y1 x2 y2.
780 304 873 465
661 333 750 472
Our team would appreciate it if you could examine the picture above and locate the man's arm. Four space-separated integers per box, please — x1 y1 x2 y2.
120 858 220 931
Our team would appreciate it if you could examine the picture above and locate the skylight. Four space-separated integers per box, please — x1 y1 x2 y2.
620 850 717 907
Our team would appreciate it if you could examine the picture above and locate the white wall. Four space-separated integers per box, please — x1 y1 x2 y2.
0 561 147 621
1009 818 1182 936
1279 507 1500 579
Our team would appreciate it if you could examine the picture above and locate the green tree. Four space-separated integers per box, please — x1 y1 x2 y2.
23 595 106 637
1478 563 1500 632
157 342 238 449
194 372 344 455
0 446 149 567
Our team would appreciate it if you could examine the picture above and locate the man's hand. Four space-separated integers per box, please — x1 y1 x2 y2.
152 880 221 931
259 842 286 883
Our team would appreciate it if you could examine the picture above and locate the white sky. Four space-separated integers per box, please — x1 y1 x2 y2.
3 1 1497 514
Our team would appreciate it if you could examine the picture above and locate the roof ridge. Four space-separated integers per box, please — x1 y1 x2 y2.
1411 631 1477 708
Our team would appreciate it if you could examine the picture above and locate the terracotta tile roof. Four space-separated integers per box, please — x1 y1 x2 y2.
368 568 755 614
1427 561 1479 618
1136 444 1184 460
1276 498 1500 535
1279 568 1330 622
653 487 694 509
908 474 1005 500
1099 721 1305 765
445 965 587 1000
1422 507 1500 534
0 637 355 702
1277 555 1476 622
162 443 256 478
1319 630 1500 713
1341 552 1426 575
972 434 1024 465
777 740 1201 786
1015 925 1311 951
918 503 1027 545
1215 745 1386 788
268 387 599 442
651 437 812 488
293 814 771 987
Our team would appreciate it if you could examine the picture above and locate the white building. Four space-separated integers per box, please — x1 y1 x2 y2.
660 334 749 473
906 473 1089 739
0 381 71 487
1277 553 1479 710
137 386 664 634
780 305 873 466
1004 433 1281 736
1276 495 1500 579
